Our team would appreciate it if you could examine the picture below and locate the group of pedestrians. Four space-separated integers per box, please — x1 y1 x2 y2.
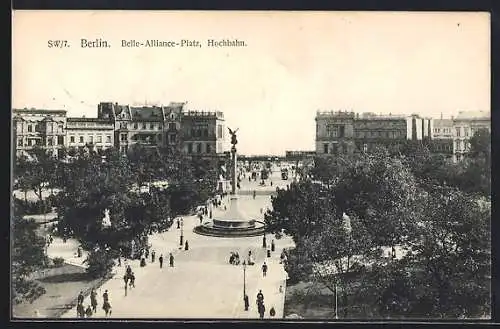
75 288 111 318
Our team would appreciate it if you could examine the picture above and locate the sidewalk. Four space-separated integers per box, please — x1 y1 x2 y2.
59 215 199 318
232 243 291 319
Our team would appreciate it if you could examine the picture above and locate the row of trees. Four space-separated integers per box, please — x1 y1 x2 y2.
266 131 491 318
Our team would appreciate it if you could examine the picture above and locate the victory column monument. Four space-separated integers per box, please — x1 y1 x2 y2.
194 128 266 237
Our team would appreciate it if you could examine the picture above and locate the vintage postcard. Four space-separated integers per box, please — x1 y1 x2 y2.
11 11 491 321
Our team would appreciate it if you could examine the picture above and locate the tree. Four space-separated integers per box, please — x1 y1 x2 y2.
331 150 420 248
405 186 491 317
265 180 337 243
56 149 174 254
12 216 48 304
468 129 490 161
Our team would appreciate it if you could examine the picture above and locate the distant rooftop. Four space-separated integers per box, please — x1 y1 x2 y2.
433 119 453 127
13 108 67 114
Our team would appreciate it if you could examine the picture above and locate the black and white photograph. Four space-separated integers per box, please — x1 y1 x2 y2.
11 11 491 320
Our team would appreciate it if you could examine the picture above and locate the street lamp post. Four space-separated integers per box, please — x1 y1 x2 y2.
179 218 184 246
334 282 338 320
243 260 247 297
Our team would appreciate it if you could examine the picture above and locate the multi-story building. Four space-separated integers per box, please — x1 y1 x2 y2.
430 117 453 157
180 110 226 156
315 111 432 156
451 111 490 162
65 117 115 153
13 108 67 158
13 102 228 158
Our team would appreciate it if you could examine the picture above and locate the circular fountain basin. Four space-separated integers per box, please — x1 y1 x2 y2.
193 220 266 237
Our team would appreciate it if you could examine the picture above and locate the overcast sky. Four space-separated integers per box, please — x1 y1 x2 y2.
12 11 490 155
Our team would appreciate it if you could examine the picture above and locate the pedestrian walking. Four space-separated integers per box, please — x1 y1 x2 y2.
271 240 275 252
76 303 85 318
152 250 156 263
256 290 264 304
177 218 180 229
102 290 111 316
102 300 112 317
258 302 266 319
199 214 203 225
169 253 174 267
253 190 256 199
262 235 267 248
145 248 150 260
185 240 189 250
209 209 212 219
260 208 263 214
262 262 268 277
77 291 84 305
118 256 121 267
129 272 135 288
270 181 273 186
159 254 164 268
90 289 98 312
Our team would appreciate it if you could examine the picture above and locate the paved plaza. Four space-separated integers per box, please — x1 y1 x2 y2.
46 169 295 319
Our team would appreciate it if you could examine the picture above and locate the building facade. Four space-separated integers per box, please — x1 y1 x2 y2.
430 118 453 157
451 111 490 162
13 102 228 158
13 108 67 157
315 111 432 156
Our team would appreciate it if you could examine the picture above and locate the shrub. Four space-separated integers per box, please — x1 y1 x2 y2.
12 277 46 304
52 257 65 267
14 199 52 215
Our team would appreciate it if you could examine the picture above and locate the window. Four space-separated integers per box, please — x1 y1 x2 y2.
142 123 147 130
217 125 223 139
191 128 196 137
97 135 102 143
70 136 75 143
206 144 212 153
339 125 345 138
187 143 193 154
203 129 209 138
106 135 111 143
150 124 154 130
89 136 94 143
28 125 32 132
323 143 328 154
59 124 64 132
197 143 202 153
79 136 84 143
326 125 339 138
464 128 469 137
121 134 127 141
133 123 138 129
332 144 338 154
58 136 64 145
169 123 176 130
17 138 22 146
363 144 368 152
47 138 53 146
456 127 461 137
169 134 177 143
